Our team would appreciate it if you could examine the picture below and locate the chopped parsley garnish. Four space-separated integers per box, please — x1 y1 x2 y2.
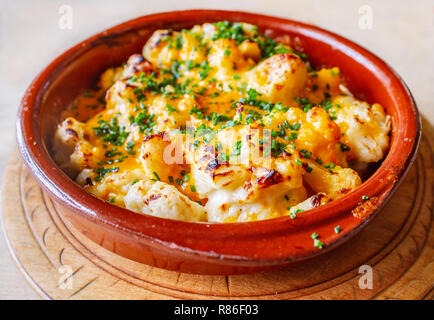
199 61 212 80
167 104 178 114
269 140 288 157
174 35 184 50
130 110 156 135
210 112 231 126
300 149 312 159
151 171 161 181
94 166 119 182
230 141 242 157
126 141 136 155
212 21 247 44
105 148 122 158
211 21 308 60
311 232 324 249
238 88 283 113
328 113 337 120
284 121 301 131
189 106 206 119
93 118 129 146
314 239 323 249
186 60 200 71
339 142 351 152
322 162 336 173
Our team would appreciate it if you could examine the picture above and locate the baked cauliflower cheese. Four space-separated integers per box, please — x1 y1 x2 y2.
53 21 391 223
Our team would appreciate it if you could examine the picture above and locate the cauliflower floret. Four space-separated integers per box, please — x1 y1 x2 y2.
99 67 123 91
124 180 207 222
139 132 184 183
207 38 253 81
238 39 261 62
52 117 95 177
121 54 154 79
142 30 180 68
188 124 305 198
81 168 148 203
76 168 96 189
330 96 391 163
105 80 136 114
149 96 195 132
286 106 346 166
304 160 362 199
187 126 307 222
260 106 346 167
53 117 85 161
306 67 341 104
207 185 307 223
192 161 250 197
143 29 207 69
245 53 307 105
198 22 258 41
69 140 104 175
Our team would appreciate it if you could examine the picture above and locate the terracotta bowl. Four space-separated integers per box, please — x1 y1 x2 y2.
16 10 420 275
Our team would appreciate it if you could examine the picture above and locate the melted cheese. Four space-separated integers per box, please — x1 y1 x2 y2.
52 21 391 223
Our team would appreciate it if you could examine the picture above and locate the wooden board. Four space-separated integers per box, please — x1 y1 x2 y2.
2 122 433 300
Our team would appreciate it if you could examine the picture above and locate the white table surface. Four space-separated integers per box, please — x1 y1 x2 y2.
0 0 432 299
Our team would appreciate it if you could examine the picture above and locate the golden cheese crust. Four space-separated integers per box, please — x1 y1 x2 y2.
52 21 391 223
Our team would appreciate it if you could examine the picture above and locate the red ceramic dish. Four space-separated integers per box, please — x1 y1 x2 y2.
16 10 420 275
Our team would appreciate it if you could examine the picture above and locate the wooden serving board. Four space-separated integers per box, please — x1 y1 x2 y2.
2 121 433 300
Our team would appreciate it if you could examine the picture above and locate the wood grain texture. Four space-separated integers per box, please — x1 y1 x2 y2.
2 125 432 300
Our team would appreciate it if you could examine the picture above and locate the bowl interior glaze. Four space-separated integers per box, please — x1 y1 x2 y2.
17 10 420 274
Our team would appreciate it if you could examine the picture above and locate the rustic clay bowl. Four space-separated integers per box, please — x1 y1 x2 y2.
16 10 420 275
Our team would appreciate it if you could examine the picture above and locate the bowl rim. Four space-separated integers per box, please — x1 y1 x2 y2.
16 9 421 266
